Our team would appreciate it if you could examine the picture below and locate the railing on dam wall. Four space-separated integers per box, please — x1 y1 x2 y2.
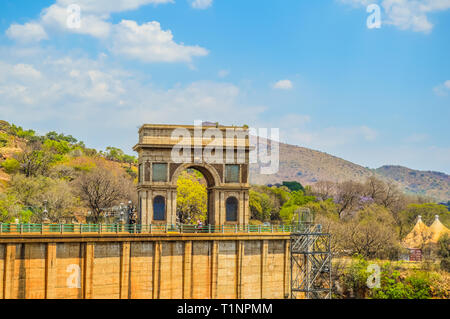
0 223 298 235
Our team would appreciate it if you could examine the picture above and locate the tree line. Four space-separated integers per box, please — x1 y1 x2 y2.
0 121 137 224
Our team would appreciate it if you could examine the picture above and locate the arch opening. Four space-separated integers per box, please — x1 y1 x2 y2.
175 168 209 225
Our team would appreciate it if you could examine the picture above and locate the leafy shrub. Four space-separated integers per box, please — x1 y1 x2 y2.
372 267 432 299
0 132 9 147
1 158 20 174
440 257 450 272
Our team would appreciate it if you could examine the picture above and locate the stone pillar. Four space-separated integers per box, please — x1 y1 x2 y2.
141 192 148 226
119 242 130 299
261 240 268 298
152 241 161 299
167 190 172 225
83 242 94 299
183 241 192 299
284 240 290 298
3 244 15 299
239 192 245 226
45 243 57 299
210 240 218 299
236 240 243 298
148 190 153 224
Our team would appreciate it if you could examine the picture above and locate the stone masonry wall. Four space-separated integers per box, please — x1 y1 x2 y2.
0 233 291 299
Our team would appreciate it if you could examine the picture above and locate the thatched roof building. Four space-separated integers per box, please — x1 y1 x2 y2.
403 215 449 249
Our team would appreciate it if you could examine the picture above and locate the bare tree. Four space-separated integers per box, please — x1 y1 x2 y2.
312 180 335 200
334 181 365 217
74 164 134 223
15 141 53 177
336 204 402 259
364 176 385 201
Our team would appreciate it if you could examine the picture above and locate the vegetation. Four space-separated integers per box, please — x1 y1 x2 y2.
0 120 137 223
333 256 449 299
176 170 207 224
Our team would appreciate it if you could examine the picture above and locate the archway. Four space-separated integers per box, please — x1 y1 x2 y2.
134 124 251 226
171 163 220 225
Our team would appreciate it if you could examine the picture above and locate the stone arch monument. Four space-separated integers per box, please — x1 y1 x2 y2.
133 124 251 226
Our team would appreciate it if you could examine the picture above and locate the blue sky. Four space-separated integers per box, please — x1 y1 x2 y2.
0 0 449 173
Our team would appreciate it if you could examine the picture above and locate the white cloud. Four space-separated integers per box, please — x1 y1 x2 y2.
339 0 450 33
5 1 208 64
218 69 230 78
41 4 112 38
273 80 293 90
433 80 450 96
55 0 174 14
6 22 48 43
111 20 209 63
190 0 213 10
0 53 266 150
12 64 42 80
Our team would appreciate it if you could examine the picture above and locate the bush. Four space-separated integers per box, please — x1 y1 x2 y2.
441 257 450 272
0 132 9 147
372 267 432 299
1 158 20 174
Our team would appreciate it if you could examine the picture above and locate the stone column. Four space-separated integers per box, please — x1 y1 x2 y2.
261 240 268 298
141 192 148 226
166 190 172 225
236 240 243 298
183 241 192 299
284 240 290 298
119 242 130 299
152 241 161 299
3 244 16 299
210 240 218 299
45 243 57 299
83 242 94 299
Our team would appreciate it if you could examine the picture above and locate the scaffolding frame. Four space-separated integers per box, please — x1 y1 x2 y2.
290 224 332 299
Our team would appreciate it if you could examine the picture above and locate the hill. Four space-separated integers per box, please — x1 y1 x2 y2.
250 139 449 202
375 165 450 201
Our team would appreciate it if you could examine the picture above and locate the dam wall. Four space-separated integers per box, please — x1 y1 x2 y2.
0 233 290 299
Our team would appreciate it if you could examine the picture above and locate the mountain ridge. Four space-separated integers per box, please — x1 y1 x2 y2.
250 140 449 202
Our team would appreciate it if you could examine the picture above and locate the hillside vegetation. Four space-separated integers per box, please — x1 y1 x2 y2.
376 165 450 201
0 120 138 223
250 139 449 202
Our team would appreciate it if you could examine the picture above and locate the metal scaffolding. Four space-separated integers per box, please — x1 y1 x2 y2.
290 224 332 299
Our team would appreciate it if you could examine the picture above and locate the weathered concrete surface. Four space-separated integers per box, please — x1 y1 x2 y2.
0 233 290 299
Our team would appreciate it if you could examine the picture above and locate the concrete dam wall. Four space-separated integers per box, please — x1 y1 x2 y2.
0 233 291 299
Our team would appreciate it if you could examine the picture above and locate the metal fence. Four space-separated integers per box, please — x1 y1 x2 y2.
0 223 298 235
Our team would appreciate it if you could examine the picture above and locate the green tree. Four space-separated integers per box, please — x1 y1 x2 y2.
8 174 77 223
282 181 304 192
249 190 273 222
105 147 125 162
176 171 207 224
1 158 20 174
0 132 10 147
0 193 22 223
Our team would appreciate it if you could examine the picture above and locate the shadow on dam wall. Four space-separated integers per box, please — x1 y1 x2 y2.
0 233 291 299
